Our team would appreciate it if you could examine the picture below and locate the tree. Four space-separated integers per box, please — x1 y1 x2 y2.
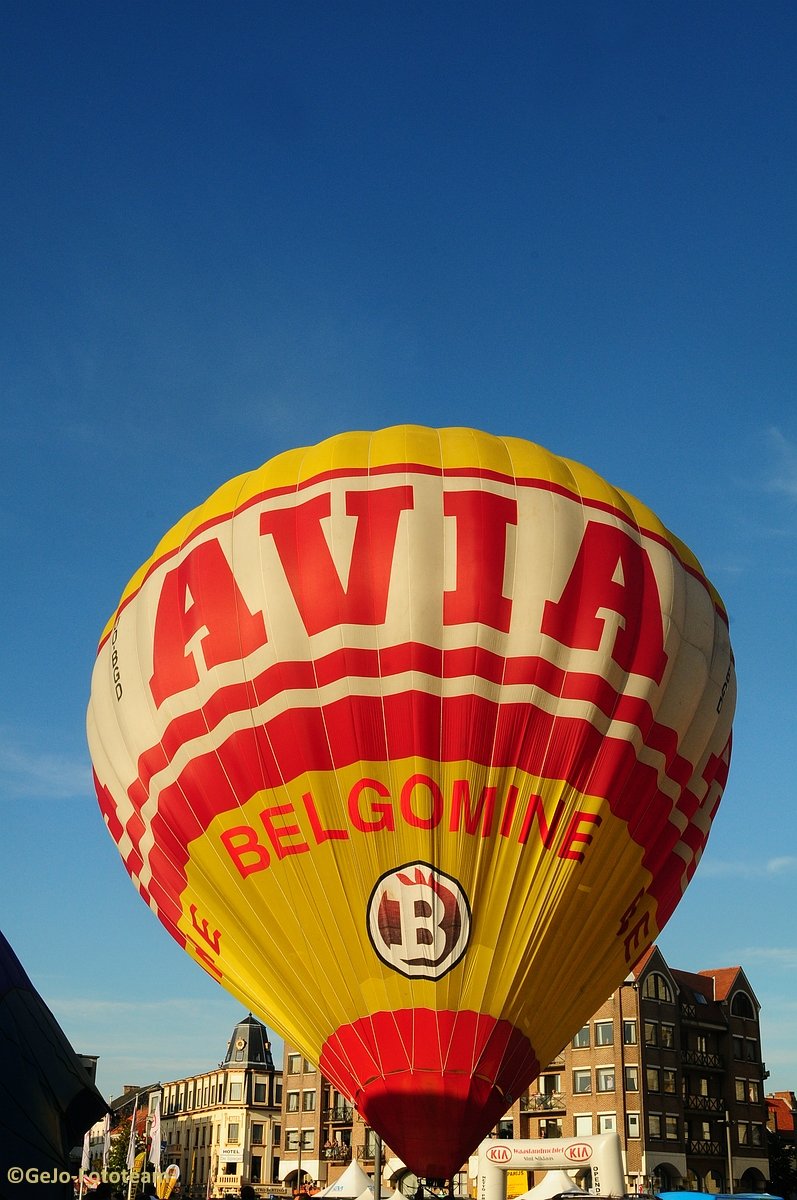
767 1127 797 1200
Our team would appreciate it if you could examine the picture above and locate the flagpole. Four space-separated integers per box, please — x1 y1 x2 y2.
126 1095 139 1200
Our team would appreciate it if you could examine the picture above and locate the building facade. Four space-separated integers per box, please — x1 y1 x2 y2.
91 948 774 1197
507 946 771 1193
94 1014 283 1198
278 946 772 1196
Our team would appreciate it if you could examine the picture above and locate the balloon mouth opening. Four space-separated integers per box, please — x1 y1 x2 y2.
320 1009 539 1179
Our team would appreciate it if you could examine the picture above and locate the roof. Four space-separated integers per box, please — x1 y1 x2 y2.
223 1012 276 1070
768 1094 796 1134
699 966 743 1001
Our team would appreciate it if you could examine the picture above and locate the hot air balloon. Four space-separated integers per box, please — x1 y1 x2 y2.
87 426 735 1179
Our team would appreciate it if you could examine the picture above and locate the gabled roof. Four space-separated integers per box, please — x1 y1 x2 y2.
767 1093 796 1134
699 966 743 1000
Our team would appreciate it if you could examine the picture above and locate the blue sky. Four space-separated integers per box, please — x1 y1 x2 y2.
1 1 795 1102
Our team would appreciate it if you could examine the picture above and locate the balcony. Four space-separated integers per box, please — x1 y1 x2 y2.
681 1049 724 1070
521 1093 566 1112
683 1095 724 1113
322 1144 352 1161
357 1145 378 1163
325 1104 354 1123
686 1139 723 1156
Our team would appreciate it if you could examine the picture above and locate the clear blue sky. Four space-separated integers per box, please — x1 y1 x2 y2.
1 1 795 1102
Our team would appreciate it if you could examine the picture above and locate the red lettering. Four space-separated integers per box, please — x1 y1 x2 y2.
260 486 413 636
259 803 310 859
517 794 565 848
302 791 349 845
400 774 443 829
618 888 645 934
190 941 223 981
541 521 668 683
348 778 394 832
220 825 270 877
558 810 602 861
499 785 520 837
189 904 221 954
443 491 517 631
623 911 650 962
449 780 497 837
149 539 268 707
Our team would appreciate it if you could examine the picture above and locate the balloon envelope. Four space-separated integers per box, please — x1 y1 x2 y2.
87 426 735 1177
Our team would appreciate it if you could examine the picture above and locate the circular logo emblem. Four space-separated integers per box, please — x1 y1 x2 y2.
486 1146 513 1164
366 861 471 980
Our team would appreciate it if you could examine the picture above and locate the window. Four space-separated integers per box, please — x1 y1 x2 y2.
574 1115 592 1136
738 1122 750 1146
644 1022 658 1046
573 1069 592 1094
286 1130 299 1151
751 1124 763 1147
497 1119 513 1139
302 1090 316 1112
229 1083 243 1102
694 990 708 1005
665 1115 679 1140
539 1119 562 1138
624 1065 639 1092
596 1068 615 1093
644 973 673 1002
572 1025 590 1048
286 1092 300 1112
227 1122 240 1144
540 1073 561 1094
623 1019 637 1045
254 1082 267 1103
663 1069 677 1094
748 1080 761 1103
595 1021 614 1046
598 1114 616 1134
274 1125 281 1146
626 1113 640 1139
648 1114 662 1139
731 992 755 1018
661 1023 675 1049
745 1039 758 1062
646 1068 660 1092
287 1054 302 1074
303 1059 316 1073
252 1123 264 1145
301 1129 315 1151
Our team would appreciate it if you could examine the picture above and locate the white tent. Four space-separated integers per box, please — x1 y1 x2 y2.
317 1160 375 1199
355 1187 396 1200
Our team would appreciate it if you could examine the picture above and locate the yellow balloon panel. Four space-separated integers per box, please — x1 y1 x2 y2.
88 426 734 1179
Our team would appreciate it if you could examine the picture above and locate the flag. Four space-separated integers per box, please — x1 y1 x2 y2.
126 1098 138 1171
148 1092 162 1169
102 1111 111 1169
81 1130 90 1171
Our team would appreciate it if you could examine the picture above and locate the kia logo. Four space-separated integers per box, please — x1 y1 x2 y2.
486 1146 512 1163
564 1144 592 1162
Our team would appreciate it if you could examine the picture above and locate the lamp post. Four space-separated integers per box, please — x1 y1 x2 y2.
724 1109 734 1193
